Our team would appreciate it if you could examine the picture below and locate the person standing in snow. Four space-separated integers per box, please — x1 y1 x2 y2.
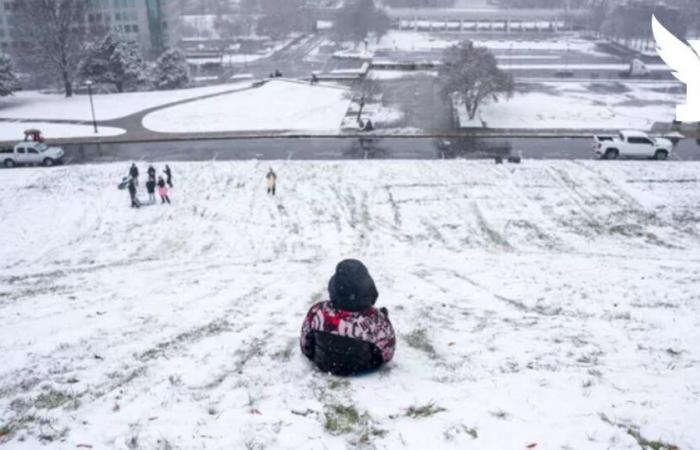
266 168 277 196
147 165 156 182
300 259 395 376
128 177 140 209
158 176 171 204
164 165 173 188
146 176 156 204
129 163 139 182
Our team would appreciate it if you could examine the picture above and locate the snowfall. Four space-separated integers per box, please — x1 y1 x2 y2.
1 160 699 449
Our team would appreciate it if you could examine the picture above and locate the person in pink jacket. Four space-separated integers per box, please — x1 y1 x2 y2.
157 176 170 204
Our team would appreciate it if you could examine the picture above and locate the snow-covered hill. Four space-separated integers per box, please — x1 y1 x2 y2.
1 161 699 449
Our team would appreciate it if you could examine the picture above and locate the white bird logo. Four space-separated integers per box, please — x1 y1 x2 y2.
652 14 700 122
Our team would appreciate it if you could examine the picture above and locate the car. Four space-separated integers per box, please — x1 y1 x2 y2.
1 141 65 168
593 130 673 160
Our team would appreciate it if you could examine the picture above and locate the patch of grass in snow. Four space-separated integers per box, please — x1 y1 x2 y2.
0 424 12 440
405 403 446 419
473 204 511 250
489 410 510 420
403 328 437 358
328 379 350 390
357 427 388 445
444 424 478 441
323 404 386 445
627 427 679 450
324 404 363 434
272 338 296 361
34 389 79 410
600 413 679 450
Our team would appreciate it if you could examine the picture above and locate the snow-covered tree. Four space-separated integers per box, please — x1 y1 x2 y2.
439 41 514 121
152 49 191 90
0 53 20 97
334 0 391 45
79 34 146 93
13 0 90 97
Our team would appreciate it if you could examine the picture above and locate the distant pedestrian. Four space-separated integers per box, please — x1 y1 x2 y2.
129 163 139 181
266 168 277 196
147 165 156 181
146 177 156 204
275 69 282 78
164 165 173 188
363 119 374 132
311 73 319 85
158 176 171 204
128 177 140 208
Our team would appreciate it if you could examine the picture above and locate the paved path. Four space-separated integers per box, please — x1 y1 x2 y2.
55 137 700 165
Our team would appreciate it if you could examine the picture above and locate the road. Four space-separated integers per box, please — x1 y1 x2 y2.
58 137 700 164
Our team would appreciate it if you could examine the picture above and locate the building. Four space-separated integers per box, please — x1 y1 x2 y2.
0 0 183 58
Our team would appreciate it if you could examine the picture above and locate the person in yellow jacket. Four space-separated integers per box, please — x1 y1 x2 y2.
266 168 277 196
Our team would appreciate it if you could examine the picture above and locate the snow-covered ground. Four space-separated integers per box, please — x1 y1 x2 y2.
374 31 609 56
1 160 699 449
0 122 125 141
0 82 253 122
458 81 683 130
142 80 351 134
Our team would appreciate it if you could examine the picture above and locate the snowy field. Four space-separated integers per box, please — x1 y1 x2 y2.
0 82 253 122
1 160 699 449
458 81 683 130
0 122 125 141
143 80 351 133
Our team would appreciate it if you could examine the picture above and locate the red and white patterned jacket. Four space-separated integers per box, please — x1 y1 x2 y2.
300 301 396 363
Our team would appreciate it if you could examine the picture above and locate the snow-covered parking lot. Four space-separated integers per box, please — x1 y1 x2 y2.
1 161 699 449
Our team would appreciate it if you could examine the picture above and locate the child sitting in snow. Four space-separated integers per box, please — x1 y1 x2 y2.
300 259 395 376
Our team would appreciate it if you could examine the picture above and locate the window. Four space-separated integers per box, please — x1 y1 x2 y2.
17 147 25 154
28 149 38 154
628 137 652 145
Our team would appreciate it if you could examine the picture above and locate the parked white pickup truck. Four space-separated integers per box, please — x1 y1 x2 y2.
1 141 65 168
593 130 673 160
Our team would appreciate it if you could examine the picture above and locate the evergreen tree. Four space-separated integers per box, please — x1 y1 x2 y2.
152 49 191 90
79 34 146 93
0 53 20 97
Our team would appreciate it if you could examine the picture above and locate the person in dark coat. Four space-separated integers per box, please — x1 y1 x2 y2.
129 163 139 181
300 259 395 376
164 165 173 188
128 177 140 208
146 177 156 204
147 165 156 181
157 176 171 204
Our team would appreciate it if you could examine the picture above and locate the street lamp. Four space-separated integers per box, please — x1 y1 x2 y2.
85 80 98 134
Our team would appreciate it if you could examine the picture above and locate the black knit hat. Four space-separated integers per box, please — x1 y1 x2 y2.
328 259 378 312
